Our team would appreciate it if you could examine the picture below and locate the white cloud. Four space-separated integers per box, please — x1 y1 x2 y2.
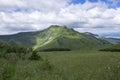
0 0 120 35
25 0 70 12
0 0 26 10
109 0 120 5
0 0 70 12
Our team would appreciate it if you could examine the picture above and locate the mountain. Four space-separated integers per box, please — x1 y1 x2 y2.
33 26 107 51
84 32 120 44
0 31 37 47
0 25 116 51
101 33 120 38
101 38 120 44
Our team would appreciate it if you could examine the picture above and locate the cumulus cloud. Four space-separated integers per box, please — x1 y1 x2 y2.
0 0 120 35
0 0 69 12
109 0 120 6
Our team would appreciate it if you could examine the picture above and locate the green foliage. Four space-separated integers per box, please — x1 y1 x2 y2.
0 41 11 58
0 40 32 60
0 62 16 80
100 44 120 52
1 51 120 80
2 65 15 80
40 48 71 51
6 46 32 59
38 51 120 80
39 59 53 71
29 51 42 60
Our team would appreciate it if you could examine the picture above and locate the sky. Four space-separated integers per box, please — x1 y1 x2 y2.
0 0 120 36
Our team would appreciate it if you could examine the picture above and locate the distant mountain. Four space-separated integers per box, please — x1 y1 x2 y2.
101 38 120 44
84 32 120 44
101 33 120 38
0 25 118 51
0 31 36 47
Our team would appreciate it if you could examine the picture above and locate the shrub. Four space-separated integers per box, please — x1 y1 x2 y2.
40 48 71 51
100 48 120 52
29 51 42 60
0 64 15 80
39 59 53 71
0 51 7 58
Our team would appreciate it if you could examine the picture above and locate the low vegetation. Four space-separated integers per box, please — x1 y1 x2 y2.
0 43 32 60
100 44 120 52
0 48 120 80
29 50 42 60
40 48 71 51
0 41 55 80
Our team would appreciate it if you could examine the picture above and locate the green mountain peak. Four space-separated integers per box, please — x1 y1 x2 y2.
0 25 118 51
33 25 82 50
46 25 71 34
49 25 68 29
33 25 106 51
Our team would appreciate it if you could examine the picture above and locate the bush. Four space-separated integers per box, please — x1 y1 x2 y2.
0 64 15 80
29 51 42 60
40 48 71 51
0 43 32 59
0 51 7 58
100 48 120 52
39 59 53 71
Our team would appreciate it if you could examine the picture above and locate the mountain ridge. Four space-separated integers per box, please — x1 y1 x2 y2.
0 25 119 51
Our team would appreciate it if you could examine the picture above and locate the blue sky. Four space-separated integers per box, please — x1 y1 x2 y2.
71 0 86 4
0 0 120 37
72 0 97 4
71 0 120 9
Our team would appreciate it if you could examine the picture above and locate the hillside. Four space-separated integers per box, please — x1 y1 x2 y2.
84 32 120 44
34 26 108 51
0 25 117 51
100 44 120 52
104 38 120 44
0 32 36 47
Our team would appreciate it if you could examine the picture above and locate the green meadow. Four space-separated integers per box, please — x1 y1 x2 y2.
1 50 120 80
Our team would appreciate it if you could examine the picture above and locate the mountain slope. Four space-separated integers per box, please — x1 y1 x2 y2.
34 26 92 50
0 25 114 51
100 44 120 52
84 32 120 44
32 25 109 51
0 32 36 47
103 38 120 44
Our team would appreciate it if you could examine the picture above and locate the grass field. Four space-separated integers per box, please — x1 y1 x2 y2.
0 51 120 80
40 51 120 80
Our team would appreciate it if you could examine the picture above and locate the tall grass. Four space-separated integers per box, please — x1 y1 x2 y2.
0 51 120 80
